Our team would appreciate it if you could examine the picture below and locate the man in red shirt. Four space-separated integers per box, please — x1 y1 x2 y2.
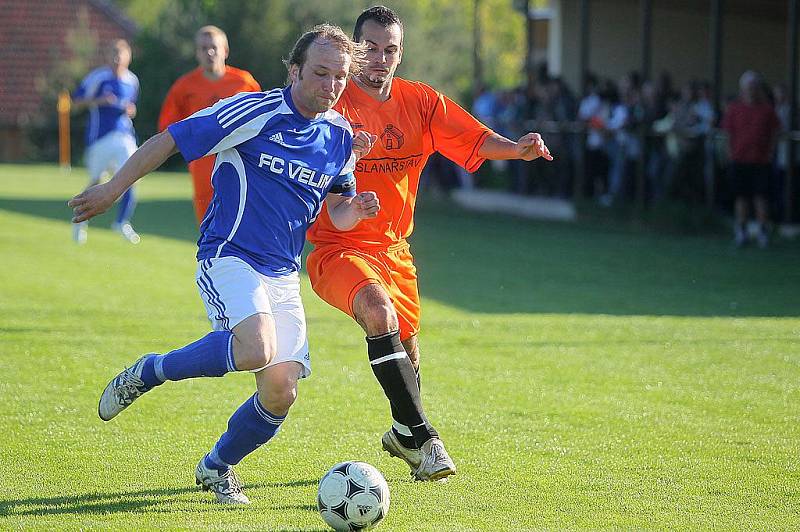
158 26 261 223
721 71 780 247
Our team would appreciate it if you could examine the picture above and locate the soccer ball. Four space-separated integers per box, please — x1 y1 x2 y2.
317 461 390 531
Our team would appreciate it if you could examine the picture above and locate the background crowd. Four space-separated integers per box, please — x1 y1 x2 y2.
456 65 792 235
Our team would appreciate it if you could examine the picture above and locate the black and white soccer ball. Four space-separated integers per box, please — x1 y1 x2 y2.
317 461 390 531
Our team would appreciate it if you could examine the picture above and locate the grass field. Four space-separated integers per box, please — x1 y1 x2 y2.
1 163 799 530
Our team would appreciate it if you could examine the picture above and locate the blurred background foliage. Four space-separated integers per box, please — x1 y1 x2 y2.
112 0 527 141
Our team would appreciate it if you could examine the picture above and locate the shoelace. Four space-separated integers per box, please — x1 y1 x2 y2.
115 369 146 405
428 443 445 463
215 469 243 495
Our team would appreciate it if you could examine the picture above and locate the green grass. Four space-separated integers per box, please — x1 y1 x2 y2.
1 163 799 530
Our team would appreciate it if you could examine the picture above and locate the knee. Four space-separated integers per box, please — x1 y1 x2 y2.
260 381 297 416
354 288 398 337
235 333 276 371
361 302 397 334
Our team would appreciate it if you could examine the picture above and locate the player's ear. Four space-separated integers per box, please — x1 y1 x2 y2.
223 44 230 61
289 64 300 84
397 44 403 65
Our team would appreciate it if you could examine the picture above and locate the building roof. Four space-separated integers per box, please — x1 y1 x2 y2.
0 0 137 126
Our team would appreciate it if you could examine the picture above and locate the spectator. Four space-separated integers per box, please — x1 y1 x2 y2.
602 76 642 205
641 80 669 200
472 84 498 129
578 74 610 197
721 71 781 247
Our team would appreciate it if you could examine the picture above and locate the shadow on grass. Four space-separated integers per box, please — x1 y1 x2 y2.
0 197 198 243
2 196 799 317
0 480 318 517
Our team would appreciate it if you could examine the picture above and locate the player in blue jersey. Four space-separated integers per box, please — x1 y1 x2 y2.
68 25 379 504
72 39 141 244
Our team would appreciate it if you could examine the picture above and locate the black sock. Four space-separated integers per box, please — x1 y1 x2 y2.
390 366 421 448
367 331 437 448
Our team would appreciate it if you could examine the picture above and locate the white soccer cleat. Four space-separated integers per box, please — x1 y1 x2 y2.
113 222 141 244
73 222 88 244
413 438 456 481
381 429 422 472
97 355 152 421
195 459 251 505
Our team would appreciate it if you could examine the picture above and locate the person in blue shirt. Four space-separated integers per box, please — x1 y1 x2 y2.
72 39 141 244
68 24 379 505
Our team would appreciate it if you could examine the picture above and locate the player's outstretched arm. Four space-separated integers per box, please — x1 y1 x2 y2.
68 130 178 223
325 191 380 231
478 132 554 162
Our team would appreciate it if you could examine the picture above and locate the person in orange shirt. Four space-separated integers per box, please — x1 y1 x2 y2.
307 6 553 481
158 25 261 223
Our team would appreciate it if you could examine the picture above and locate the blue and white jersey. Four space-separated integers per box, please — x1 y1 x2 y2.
168 86 357 277
74 66 139 146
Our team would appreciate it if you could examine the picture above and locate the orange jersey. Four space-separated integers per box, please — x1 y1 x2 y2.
157 66 261 130
158 66 260 222
307 78 492 249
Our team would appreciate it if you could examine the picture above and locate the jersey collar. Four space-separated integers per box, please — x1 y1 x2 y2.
283 84 330 123
347 77 395 109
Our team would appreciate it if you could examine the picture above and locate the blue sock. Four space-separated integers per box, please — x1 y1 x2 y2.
115 187 137 225
207 392 286 469
138 331 236 389
139 355 162 390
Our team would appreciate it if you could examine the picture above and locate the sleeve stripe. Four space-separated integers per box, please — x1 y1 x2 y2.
217 88 280 121
219 96 284 129
216 94 269 122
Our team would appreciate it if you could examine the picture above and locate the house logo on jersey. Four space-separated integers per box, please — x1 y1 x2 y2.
380 124 404 150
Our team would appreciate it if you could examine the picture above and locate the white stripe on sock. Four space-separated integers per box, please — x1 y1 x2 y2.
153 355 167 383
370 351 407 365
252 394 285 425
208 445 232 469
226 334 235 372
392 421 413 437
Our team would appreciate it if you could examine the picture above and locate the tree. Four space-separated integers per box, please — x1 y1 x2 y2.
121 0 526 141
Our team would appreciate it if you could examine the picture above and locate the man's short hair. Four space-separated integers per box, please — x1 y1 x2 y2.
284 24 366 77
353 5 403 42
195 25 229 48
109 38 131 51
739 70 760 91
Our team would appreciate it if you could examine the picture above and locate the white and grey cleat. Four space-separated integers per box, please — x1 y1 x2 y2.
97 355 152 421
381 430 422 472
113 222 141 244
413 438 456 481
195 459 251 505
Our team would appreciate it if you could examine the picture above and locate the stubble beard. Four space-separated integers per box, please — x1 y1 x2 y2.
358 71 390 90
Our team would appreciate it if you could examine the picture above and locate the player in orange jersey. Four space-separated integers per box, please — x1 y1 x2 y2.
307 6 553 481
158 25 261 223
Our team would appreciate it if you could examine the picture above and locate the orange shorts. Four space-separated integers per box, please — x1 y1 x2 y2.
306 242 420 341
188 156 215 224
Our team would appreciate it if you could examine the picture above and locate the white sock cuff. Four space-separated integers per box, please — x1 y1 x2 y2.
153 355 167 383
208 445 232 469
